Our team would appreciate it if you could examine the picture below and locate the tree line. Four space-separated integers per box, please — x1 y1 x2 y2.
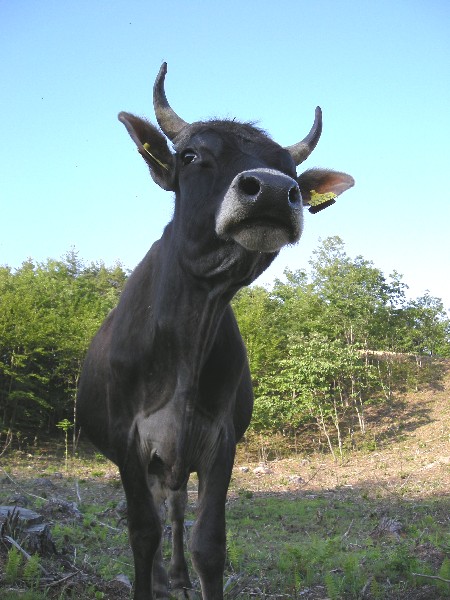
0 250 127 443
232 237 449 456
1 238 449 454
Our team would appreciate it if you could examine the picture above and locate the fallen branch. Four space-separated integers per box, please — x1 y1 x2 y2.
245 593 291 598
0 467 47 502
3 534 50 576
45 570 80 588
0 431 13 457
94 519 121 532
412 572 450 584
341 518 354 539
298 461 328 488
223 574 249 598
75 480 82 504
360 576 374 598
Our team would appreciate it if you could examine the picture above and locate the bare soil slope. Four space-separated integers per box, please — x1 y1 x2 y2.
232 359 450 501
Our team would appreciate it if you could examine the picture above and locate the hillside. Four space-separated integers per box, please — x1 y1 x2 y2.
232 358 450 500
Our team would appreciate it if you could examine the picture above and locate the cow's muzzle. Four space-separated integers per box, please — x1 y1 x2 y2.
215 168 303 253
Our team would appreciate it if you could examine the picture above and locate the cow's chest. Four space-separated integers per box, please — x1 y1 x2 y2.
137 399 227 471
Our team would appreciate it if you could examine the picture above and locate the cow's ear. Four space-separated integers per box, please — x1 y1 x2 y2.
118 112 176 191
297 168 355 214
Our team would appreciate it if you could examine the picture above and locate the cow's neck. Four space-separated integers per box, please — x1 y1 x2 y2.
153 237 235 376
153 222 264 363
151 226 259 486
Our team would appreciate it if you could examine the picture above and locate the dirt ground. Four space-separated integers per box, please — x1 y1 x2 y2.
0 361 449 598
233 371 450 501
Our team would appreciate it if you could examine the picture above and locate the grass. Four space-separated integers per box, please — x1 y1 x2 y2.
0 365 449 598
224 493 449 598
1 449 448 599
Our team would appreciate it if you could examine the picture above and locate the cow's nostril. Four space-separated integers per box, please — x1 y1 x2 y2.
288 186 300 206
239 176 261 197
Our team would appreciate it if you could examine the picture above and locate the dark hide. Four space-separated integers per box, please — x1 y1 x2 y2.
77 66 354 600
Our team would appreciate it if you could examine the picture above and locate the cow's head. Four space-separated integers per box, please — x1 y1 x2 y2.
119 63 354 279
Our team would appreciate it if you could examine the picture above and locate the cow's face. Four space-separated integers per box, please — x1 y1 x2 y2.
172 123 303 254
118 63 354 278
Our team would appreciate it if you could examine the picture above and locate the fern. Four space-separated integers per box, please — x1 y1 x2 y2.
324 572 343 600
5 546 23 583
438 558 450 593
23 553 42 586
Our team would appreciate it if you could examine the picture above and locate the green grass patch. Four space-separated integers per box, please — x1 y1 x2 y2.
225 494 449 598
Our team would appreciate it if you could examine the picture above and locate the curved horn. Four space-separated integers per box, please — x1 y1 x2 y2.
153 62 189 141
286 106 323 166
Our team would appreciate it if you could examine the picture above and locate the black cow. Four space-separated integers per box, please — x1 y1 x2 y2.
77 63 354 600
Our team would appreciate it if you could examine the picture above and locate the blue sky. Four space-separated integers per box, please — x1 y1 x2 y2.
2 1 450 309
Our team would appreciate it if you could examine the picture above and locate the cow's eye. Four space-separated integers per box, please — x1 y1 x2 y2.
181 150 197 165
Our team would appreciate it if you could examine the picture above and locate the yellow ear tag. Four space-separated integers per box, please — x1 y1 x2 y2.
142 143 170 171
309 190 338 207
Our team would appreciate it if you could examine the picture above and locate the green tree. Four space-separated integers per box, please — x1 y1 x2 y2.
401 293 450 356
236 237 449 454
0 252 127 441
308 236 407 349
252 333 373 457
232 286 282 385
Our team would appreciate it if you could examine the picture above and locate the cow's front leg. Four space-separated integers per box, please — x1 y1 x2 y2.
148 476 172 599
119 449 162 600
168 486 193 594
190 436 235 600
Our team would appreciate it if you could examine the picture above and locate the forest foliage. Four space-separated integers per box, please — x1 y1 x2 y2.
1 238 449 454
0 250 127 441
